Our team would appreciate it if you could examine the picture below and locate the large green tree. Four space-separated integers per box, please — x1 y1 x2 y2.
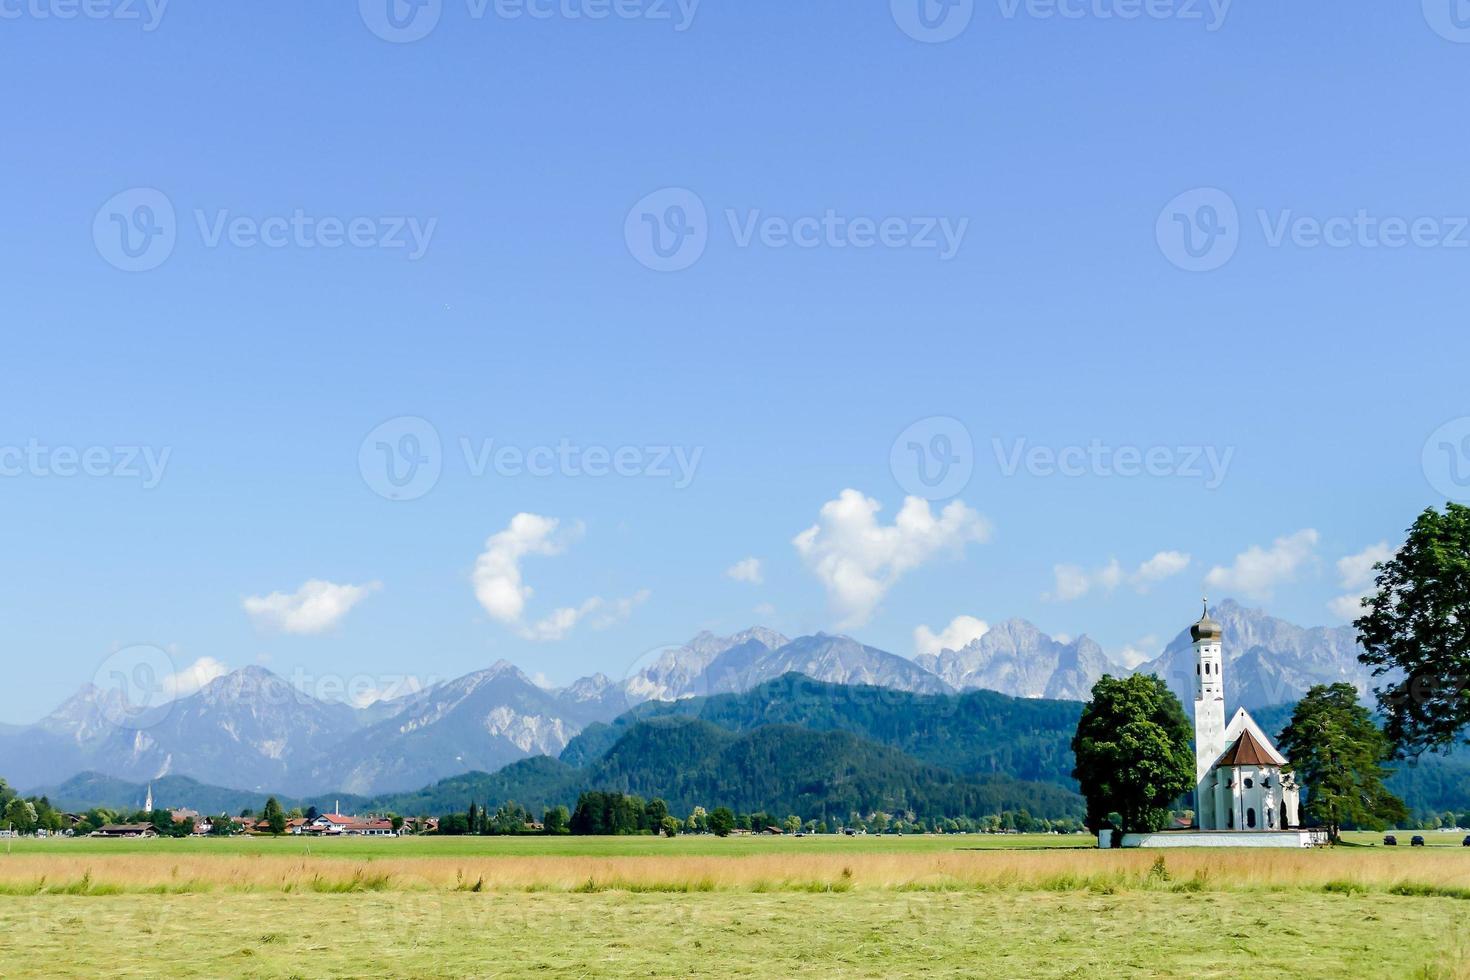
1278 684 1407 842
1357 503 1470 755
707 806 735 838
1071 674 1194 841
262 796 287 836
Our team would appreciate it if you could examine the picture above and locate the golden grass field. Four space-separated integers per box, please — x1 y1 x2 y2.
3 834 1470 977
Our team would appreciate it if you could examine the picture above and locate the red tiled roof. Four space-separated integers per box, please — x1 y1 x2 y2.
1219 729 1275 767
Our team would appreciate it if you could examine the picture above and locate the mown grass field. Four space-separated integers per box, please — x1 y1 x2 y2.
4 834 1470 977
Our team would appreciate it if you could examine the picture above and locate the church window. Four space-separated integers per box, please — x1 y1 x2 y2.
1262 777 1271 789
1244 778 1253 789
1247 808 1257 829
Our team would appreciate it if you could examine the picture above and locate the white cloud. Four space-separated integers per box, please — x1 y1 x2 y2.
472 513 575 625
1134 551 1192 587
753 602 777 619
163 657 229 698
726 558 764 585
1046 551 1191 601
472 513 647 642
1328 541 1393 621
1204 530 1319 600
792 490 990 628
1112 636 1158 671
349 675 426 708
243 579 381 634
914 615 990 656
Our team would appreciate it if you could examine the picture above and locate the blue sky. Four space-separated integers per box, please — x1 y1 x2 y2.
2 1 1468 722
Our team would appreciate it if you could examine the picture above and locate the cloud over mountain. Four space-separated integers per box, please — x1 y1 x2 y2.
472 513 646 641
1328 541 1393 620
793 490 989 627
243 580 381 634
1205 530 1318 600
1047 551 1191 601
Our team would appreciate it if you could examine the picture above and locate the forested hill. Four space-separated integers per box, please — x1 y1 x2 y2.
369 715 1084 820
560 673 1083 788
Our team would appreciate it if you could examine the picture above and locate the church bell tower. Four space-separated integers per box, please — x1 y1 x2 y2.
1192 601 1226 793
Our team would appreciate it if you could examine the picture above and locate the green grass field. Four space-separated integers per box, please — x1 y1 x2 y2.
5 834 1470 977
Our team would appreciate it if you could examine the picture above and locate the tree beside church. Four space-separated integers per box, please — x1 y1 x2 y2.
1357 502 1470 756
1278 683 1407 842
1072 673 1194 840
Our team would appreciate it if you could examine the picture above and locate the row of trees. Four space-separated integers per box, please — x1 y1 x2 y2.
1075 502 1470 843
434 792 1087 837
1 779 67 834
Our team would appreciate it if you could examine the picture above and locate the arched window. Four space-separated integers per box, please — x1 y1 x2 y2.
1281 802 1289 828
1244 778 1253 789
1246 808 1257 829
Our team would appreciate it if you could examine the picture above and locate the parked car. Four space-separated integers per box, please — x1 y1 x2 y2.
1411 836 1426 847
1462 835 1470 847
1384 835 1398 846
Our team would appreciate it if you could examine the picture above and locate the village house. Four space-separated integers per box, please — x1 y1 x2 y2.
343 819 395 837
92 824 158 839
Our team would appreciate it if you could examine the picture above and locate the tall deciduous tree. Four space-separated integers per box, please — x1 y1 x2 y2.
1277 683 1407 842
707 807 735 838
262 796 287 836
1071 674 1194 841
1358 503 1470 755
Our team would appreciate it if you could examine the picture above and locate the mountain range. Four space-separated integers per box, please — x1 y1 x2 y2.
0 600 1381 797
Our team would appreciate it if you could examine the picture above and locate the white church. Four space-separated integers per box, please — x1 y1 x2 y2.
1102 603 1324 848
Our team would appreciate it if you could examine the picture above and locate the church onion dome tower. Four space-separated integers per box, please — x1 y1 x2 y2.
1190 602 1223 643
